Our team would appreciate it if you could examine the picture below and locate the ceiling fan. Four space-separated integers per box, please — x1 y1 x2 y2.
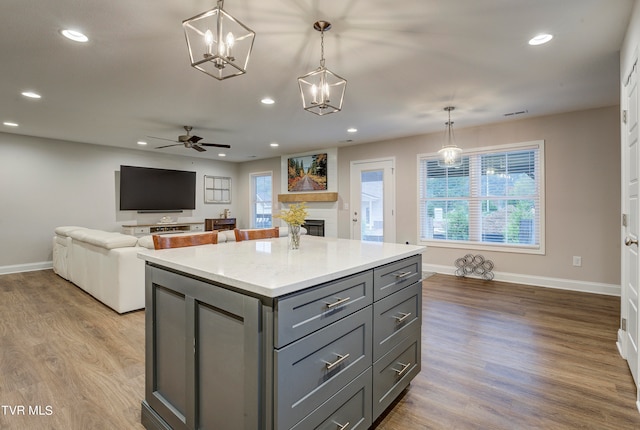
150 126 231 152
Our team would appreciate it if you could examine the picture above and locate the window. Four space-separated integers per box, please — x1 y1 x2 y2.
251 172 272 228
418 140 544 254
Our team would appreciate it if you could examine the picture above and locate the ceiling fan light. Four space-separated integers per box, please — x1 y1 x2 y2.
183 0 255 80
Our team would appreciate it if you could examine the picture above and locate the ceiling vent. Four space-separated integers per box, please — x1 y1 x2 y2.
504 109 529 117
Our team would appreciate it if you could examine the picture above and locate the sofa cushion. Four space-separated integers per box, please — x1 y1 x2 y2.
69 229 139 249
54 226 87 237
137 235 155 249
219 230 236 242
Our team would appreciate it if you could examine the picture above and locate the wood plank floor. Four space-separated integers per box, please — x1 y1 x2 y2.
1 270 640 429
375 274 640 430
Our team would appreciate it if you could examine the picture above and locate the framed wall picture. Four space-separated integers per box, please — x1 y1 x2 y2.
204 175 231 203
287 153 328 191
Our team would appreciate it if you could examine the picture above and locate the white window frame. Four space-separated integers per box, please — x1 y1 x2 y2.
250 171 273 229
417 140 545 254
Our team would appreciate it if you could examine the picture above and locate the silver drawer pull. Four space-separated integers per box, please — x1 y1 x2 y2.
393 271 412 279
325 353 350 370
334 421 350 430
394 312 412 324
326 296 351 309
393 362 411 377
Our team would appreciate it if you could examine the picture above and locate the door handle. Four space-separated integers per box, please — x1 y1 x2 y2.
625 236 638 247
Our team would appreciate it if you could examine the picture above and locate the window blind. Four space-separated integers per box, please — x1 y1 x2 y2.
418 140 544 253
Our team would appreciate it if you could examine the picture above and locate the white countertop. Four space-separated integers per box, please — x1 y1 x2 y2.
138 236 425 298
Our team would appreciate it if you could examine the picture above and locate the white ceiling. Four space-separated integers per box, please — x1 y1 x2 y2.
0 0 633 161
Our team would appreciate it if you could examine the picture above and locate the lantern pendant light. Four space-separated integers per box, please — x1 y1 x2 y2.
182 0 255 80
297 21 347 115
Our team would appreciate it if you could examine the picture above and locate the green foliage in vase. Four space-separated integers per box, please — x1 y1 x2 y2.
275 202 308 226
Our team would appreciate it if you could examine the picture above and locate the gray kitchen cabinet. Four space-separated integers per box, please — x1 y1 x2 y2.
141 254 422 430
141 265 262 430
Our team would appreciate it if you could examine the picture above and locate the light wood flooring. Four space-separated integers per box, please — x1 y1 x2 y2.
1 270 640 429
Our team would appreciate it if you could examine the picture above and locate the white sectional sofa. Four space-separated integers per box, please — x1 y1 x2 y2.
52 226 302 314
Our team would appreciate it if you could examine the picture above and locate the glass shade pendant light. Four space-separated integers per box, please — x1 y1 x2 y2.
298 21 347 116
182 0 255 80
438 106 462 168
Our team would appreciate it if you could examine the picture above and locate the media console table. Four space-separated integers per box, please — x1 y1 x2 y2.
122 222 204 236
137 236 425 430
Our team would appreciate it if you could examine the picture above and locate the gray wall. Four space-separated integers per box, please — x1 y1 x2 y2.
337 106 621 286
0 133 238 270
240 106 621 287
1 105 621 287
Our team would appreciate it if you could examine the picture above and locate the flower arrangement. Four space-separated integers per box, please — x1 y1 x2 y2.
275 202 308 226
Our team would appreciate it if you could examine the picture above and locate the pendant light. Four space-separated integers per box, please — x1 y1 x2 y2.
297 21 347 115
182 0 255 80
438 106 462 168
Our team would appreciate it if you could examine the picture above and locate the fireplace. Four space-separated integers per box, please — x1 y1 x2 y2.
302 219 325 237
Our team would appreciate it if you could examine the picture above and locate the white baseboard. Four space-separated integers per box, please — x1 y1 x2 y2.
423 263 621 296
0 261 53 275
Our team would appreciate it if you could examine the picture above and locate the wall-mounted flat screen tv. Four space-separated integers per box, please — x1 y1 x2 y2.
119 165 196 212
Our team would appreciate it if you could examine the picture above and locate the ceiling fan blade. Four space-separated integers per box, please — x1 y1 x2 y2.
200 143 231 148
189 135 203 143
192 145 206 152
147 135 178 143
155 143 183 149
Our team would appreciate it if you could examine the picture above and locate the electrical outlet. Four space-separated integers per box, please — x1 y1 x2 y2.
572 256 582 267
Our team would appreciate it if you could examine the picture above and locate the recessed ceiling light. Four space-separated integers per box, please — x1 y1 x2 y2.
261 97 275 105
270 142 279 147
347 127 358 133
528 33 553 46
218 153 227 157
21 91 41 99
3 122 18 127
60 29 89 43
137 141 147 146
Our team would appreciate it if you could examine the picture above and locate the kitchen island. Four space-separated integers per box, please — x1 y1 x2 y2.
138 236 425 430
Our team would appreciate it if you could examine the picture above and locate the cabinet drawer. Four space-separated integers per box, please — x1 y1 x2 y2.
191 224 204 232
133 226 149 235
372 328 421 420
275 307 373 430
274 271 373 348
290 368 372 430
373 281 422 361
373 255 422 301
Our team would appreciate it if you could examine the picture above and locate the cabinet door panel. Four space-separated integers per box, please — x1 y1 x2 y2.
152 286 188 426
144 265 261 430
198 300 250 430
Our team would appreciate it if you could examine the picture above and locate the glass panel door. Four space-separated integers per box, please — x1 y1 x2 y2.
350 159 395 242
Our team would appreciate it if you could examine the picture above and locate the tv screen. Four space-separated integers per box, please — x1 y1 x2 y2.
119 165 196 212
